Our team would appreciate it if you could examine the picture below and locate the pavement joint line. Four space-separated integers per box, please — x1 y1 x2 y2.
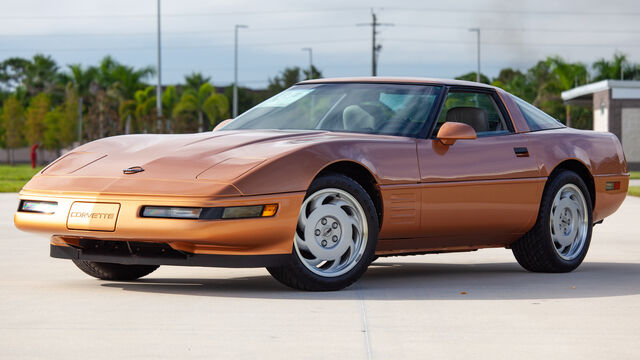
356 282 372 360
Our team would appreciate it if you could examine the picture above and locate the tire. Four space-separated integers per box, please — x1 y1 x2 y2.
72 260 159 281
512 170 593 273
267 173 379 291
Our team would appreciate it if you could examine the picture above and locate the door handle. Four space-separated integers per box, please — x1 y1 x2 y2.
514 147 529 157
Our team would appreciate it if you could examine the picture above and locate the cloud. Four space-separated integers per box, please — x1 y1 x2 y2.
1 0 639 87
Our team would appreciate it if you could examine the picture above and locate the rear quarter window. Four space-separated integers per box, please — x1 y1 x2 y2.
512 95 565 131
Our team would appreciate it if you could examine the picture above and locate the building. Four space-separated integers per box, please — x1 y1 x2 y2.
562 80 640 171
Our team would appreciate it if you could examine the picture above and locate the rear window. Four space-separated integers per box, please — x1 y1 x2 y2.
512 95 565 131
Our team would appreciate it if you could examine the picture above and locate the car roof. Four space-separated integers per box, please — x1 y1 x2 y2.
298 76 497 90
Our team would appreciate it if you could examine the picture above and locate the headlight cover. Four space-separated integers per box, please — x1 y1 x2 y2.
19 200 58 214
140 204 278 220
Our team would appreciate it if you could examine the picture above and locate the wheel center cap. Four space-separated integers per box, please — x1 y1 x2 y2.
559 207 573 235
314 216 342 248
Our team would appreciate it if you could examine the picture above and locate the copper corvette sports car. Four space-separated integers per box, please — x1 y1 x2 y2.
14 78 629 291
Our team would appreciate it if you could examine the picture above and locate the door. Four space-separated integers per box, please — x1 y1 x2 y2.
416 89 544 247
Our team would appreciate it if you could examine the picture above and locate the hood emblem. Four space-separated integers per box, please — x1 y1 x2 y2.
123 166 145 175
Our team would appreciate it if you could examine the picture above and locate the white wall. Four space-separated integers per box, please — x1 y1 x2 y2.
622 108 640 163
593 102 609 132
0 147 60 165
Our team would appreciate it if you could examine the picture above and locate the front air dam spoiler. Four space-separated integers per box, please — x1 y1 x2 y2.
51 239 290 268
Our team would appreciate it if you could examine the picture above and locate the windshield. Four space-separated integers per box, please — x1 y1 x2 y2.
222 83 443 137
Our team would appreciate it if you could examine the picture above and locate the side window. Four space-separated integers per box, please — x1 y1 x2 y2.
512 95 565 131
434 91 510 137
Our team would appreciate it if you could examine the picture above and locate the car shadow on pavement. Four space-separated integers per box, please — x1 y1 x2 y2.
100 261 640 300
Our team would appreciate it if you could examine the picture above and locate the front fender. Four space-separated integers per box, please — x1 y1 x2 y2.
231 137 419 196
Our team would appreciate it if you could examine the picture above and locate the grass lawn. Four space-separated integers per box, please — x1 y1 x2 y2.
0 165 44 192
631 171 640 180
629 186 640 197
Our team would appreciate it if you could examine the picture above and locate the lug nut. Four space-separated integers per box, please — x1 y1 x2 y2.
332 222 338 229
315 229 321 236
332 235 338 242
321 218 327 225
321 240 327 246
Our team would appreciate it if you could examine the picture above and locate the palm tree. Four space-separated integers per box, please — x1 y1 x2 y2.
546 57 588 90
162 85 179 131
173 83 229 132
490 68 535 102
134 86 157 133
68 64 97 143
592 52 640 81
267 67 303 96
118 98 136 134
24 54 63 97
109 63 155 101
546 57 589 127
184 72 211 91
89 56 154 137
95 56 118 89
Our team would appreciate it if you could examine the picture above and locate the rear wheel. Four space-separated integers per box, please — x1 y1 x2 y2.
512 170 593 272
72 260 159 281
267 173 379 291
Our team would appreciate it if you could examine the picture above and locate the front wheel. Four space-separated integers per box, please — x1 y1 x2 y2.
72 260 159 281
267 173 379 291
512 170 593 272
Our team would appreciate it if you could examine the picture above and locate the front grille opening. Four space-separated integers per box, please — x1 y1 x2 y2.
76 239 188 260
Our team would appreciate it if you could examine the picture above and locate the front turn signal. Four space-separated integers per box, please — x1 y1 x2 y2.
261 204 278 217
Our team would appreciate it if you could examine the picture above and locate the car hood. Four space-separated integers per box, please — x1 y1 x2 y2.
23 130 363 196
46 129 337 177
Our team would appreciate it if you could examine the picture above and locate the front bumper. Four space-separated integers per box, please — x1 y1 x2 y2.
15 189 305 256
51 239 289 268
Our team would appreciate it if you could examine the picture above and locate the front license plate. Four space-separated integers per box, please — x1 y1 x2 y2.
67 202 121 231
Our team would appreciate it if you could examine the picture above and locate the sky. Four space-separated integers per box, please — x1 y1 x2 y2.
1 0 639 89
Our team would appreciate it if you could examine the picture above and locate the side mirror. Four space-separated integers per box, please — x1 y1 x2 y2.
436 122 477 145
212 119 233 132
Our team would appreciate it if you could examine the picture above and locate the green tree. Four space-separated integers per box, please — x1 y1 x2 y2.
85 56 154 139
223 86 266 115
0 96 26 164
173 83 229 132
43 87 77 155
267 67 304 96
0 57 31 93
67 64 97 143
162 85 180 131
455 72 491 84
133 86 158 133
85 89 120 140
24 93 50 148
184 72 211 91
24 54 63 99
546 57 588 90
302 65 322 81
546 57 590 128
109 62 155 101
0 105 4 151
491 68 535 102
593 52 640 81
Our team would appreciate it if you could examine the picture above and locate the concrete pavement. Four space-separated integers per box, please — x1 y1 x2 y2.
1 193 639 359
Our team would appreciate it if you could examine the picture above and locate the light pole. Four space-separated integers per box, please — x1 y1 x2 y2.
233 24 248 118
156 0 162 132
469 28 480 83
301 47 313 79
